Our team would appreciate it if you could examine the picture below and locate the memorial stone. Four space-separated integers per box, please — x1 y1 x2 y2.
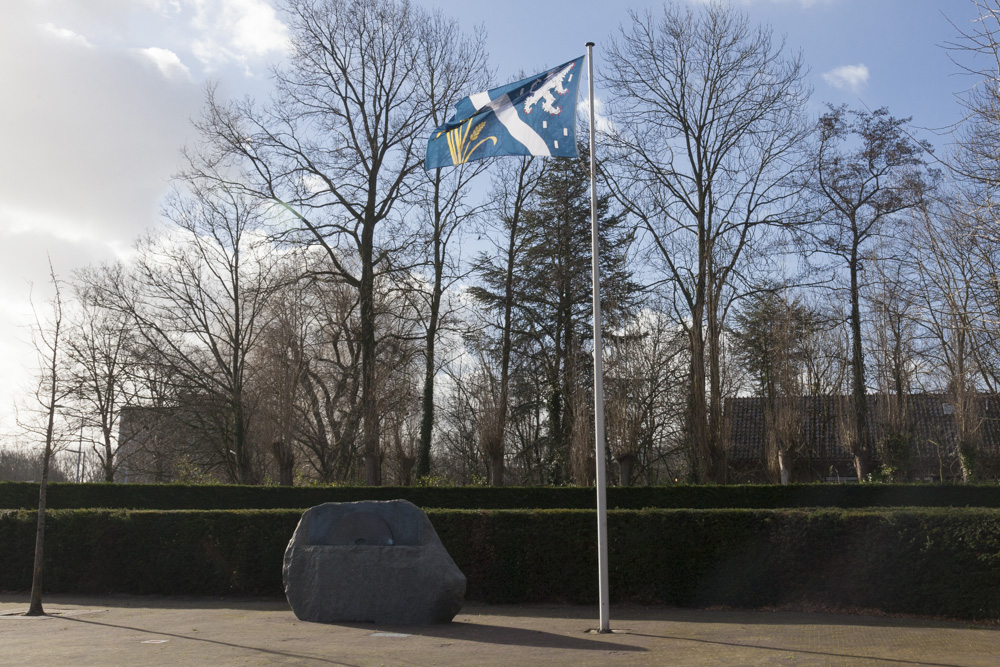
283 500 466 625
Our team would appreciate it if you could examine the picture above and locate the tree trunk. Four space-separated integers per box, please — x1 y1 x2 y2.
271 440 295 486
360 223 381 486
777 449 790 485
618 453 635 487
849 245 871 481
688 320 710 484
416 280 441 480
103 427 115 482
706 276 727 485
416 336 436 480
25 442 51 616
489 213 519 488
490 451 505 487
416 203 445 479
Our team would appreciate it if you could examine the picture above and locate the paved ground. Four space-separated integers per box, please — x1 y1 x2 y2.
1 595 998 666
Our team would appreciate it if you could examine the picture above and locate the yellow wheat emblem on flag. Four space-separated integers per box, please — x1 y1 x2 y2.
443 120 497 165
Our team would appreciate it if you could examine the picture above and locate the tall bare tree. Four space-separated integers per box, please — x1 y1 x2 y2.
603 1 810 482
947 1 1000 200
467 157 544 485
410 13 489 480
803 105 933 479
189 0 452 485
605 308 687 486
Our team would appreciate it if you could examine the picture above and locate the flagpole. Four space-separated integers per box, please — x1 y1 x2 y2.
586 41 611 634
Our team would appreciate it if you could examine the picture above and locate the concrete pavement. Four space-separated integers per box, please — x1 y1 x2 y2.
1 595 998 666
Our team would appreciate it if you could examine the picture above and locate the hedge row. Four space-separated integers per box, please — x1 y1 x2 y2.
2 507 1000 619
6 481 1000 510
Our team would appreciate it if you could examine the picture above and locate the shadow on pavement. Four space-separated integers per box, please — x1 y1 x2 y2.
57 615 360 666
406 620 647 652
473 603 999 631
0 594 289 613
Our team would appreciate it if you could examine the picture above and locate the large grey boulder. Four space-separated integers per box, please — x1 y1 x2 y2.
282 500 466 625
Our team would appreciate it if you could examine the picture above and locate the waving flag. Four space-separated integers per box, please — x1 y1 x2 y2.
425 55 585 169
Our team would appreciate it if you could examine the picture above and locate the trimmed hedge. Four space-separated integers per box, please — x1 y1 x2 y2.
2 507 1000 619
6 481 1000 510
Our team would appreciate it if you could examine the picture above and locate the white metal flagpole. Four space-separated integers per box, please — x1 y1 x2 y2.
586 40 611 634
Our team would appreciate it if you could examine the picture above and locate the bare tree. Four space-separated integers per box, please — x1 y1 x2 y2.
947 1 1000 199
97 186 280 484
866 238 923 480
912 198 984 480
252 260 315 486
603 1 810 482
803 105 934 479
605 308 688 485
189 0 445 485
410 13 489 480
291 263 364 483
467 157 545 485
0 448 69 482
21 263 68 616
61 272 140 482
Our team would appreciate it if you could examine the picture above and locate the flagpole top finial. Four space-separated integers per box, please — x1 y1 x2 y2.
586 41 595 47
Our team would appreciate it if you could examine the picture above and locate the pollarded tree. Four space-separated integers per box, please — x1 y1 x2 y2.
603 1 810 483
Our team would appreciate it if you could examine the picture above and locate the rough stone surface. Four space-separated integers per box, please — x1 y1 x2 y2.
282 500 466 625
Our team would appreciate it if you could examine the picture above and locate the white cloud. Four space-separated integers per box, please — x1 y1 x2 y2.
137 46 192 80
39 22 93 49
190 0 289 70
822 63 869 92
140 0 183 14
581 96 615 135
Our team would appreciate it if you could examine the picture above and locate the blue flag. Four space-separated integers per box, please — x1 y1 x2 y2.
425 56 585 170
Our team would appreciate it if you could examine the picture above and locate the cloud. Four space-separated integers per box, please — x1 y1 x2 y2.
139 0 183 14
39 22 93 49
137 46 192 80
581 96 615 135
822 63 869 92
190 0 289 71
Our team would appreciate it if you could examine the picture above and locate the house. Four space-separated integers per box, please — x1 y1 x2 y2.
116 404 216 483
726 393 1000 483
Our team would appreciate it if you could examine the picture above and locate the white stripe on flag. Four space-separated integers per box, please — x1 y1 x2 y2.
469 92 491 110
489 94 551 157
468 91 551 157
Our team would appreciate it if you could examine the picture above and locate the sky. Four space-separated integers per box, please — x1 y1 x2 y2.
0 0 988 444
